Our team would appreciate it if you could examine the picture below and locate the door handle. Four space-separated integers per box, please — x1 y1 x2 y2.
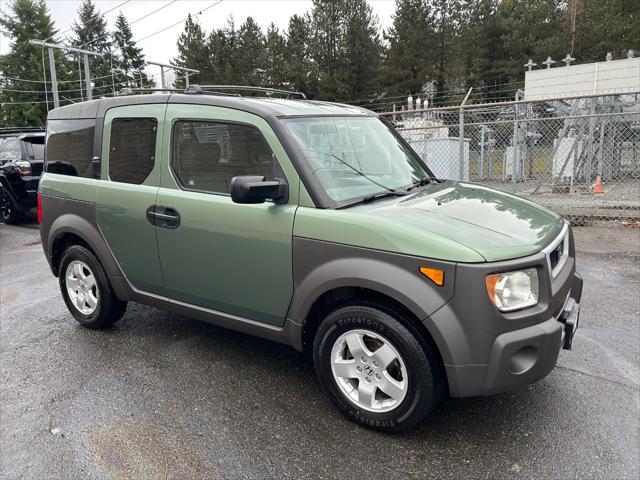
146 205 181 229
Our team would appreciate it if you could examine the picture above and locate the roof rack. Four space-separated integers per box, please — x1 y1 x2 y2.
116 84 307 100
183 85 240 96
195 85 307 100
118 87 182 96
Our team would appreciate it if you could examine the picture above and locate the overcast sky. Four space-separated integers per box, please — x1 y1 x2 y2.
1 0 397 81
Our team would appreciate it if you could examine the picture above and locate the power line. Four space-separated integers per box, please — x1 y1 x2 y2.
78 0 178 49
48 0 132 43
135 0 225 43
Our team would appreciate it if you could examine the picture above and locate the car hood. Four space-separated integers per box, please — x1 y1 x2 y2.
352 181 564 262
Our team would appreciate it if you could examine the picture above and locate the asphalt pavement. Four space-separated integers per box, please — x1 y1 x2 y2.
1 218 638 479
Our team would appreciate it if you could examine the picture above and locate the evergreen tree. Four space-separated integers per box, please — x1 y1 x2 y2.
113 12 152 88
172 14 209 88
284 14 314 96
235 17 265 86
343 0 382 101
382 0 436 98
208 17 238 85
71 0 116 95
0 0 71 126
264 23 287 88
569 0 640 62
310 0 349 100
428 0 465 104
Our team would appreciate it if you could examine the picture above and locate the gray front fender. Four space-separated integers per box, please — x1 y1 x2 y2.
288 237 463 363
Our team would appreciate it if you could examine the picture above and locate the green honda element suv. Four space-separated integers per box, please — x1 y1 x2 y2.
39 86 582 432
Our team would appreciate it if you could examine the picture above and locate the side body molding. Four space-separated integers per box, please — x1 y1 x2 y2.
288 237 458 360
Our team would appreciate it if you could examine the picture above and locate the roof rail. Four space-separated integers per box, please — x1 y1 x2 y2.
117 87 183 96
196 85 307 100
184 84 240 97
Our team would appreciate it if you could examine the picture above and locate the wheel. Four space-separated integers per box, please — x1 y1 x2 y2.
0 188 24 224
59 245 127 329
313 305 442 432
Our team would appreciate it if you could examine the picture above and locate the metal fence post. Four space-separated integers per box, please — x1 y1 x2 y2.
459 88 473 181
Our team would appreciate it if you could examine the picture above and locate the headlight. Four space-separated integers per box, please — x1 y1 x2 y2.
486 268 539 312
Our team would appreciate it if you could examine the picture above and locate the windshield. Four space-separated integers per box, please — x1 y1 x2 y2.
283 116 431 203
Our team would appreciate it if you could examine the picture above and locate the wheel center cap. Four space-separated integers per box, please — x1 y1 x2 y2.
362 364 375 376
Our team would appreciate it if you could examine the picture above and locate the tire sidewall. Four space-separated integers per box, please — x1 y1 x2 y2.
0 189 22 224
314 305 437 432
59 245 108 326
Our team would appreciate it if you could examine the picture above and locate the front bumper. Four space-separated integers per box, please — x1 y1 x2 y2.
482 289 580 395
435 224 583 398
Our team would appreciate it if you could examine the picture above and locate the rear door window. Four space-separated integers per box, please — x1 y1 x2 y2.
109 118 157 185
46 119 95 177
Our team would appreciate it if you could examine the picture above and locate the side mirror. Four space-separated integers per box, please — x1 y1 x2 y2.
230 176 288 204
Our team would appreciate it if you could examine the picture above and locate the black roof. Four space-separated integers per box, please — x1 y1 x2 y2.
47 93 373 121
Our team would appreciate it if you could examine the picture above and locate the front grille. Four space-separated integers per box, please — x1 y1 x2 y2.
549 241 564 270
544 223 570 279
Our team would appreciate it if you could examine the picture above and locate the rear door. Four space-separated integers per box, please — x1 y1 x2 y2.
96 104 167 296
154 104 300 326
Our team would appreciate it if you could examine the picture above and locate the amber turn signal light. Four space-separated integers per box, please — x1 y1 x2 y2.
419 267 444 286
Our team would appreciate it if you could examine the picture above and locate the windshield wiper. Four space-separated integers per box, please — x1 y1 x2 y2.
362 191 408 202
405 176 441 191
321 152 403 195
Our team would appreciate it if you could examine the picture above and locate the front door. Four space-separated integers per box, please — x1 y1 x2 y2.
155 105 299 327
96 104 166 296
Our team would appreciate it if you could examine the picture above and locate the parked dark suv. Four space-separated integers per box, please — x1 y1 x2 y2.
0 127 46 223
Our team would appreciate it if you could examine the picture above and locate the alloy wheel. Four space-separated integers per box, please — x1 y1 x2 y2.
65 260 99 315
330 329 408 412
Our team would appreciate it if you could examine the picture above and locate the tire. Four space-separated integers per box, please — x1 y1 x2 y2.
0 188 24 224
59 245 127 329
313 305 442 433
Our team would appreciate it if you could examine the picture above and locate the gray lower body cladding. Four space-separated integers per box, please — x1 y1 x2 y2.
291 235 582 398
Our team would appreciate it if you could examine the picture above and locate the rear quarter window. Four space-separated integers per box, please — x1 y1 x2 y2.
108 117 157 185
45 119 96 177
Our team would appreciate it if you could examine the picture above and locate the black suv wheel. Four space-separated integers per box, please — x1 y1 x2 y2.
313 305 443 433
0 189 24 224
59 245 127 328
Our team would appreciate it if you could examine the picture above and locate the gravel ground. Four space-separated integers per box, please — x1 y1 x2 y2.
1 220 638 480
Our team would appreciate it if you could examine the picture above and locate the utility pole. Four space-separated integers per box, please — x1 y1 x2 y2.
29 40 103 108
146 61 199 90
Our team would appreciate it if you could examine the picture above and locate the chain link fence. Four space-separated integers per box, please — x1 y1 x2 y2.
382 91 640 224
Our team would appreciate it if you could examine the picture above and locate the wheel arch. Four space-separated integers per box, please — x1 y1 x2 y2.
301 285 449 387
47 213 121 278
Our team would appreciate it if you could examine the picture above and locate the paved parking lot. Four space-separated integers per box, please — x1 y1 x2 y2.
1 219 638 479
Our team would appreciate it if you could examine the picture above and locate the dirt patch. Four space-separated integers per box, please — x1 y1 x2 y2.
86 418 219 480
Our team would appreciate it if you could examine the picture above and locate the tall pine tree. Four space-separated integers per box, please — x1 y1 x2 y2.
172 14 210 88
113 12 152 88
235 17 266 86
382 0 436 98
284 14 314 96
310 0 348 100
264 23 287 88
0 0 71 126
343 0 382 101
71 0 116 96
207 17 238 85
